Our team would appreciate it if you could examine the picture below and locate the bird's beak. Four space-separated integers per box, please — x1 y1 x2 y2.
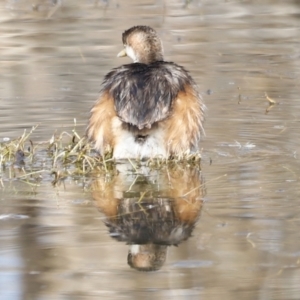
117 48 127 58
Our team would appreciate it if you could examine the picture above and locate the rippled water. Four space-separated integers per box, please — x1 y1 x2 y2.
1 0 300 299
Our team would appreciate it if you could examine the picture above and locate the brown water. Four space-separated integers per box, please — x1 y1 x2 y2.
1 0 300 299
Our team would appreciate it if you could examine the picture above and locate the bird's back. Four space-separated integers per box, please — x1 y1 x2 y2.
87 61 204 159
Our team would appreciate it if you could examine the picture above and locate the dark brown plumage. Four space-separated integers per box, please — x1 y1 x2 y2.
87 25 205 159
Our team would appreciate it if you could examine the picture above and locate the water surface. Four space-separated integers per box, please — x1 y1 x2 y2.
1 0 300 299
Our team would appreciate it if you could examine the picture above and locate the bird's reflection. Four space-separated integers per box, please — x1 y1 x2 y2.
92 161 204 271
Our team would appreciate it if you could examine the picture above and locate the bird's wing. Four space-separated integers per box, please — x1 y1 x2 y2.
103 62 190 130
86 90 117 154
162 84 205 154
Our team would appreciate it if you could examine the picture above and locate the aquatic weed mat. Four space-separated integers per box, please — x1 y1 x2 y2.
0 125 108 188
0 125 202 188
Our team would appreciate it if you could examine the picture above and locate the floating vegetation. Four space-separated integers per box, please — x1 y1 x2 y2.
265 92 277 114
0 123 202 188
0 124 109 188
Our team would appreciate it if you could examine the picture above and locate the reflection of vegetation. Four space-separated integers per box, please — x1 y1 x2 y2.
0 124 202 188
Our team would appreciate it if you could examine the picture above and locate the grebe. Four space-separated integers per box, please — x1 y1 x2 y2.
87 25 205 159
